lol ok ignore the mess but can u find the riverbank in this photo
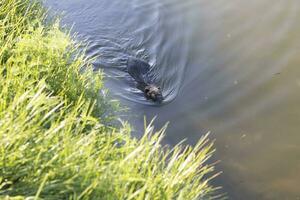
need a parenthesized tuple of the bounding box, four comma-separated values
(0, 0, 217, 199)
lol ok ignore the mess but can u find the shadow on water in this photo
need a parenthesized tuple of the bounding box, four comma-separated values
(45, 0, 300, 199)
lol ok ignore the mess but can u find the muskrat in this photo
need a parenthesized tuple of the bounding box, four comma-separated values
(127, 57, 163, 102)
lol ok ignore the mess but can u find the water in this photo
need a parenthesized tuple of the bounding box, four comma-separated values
(44, 0, 300, 199)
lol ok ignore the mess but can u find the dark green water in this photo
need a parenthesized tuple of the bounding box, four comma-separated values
(45, 0, 300, 199)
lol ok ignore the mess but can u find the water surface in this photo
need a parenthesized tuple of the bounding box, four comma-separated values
(45, 0, 300, 199)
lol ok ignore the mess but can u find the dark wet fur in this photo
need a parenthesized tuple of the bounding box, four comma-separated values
(127, 57, 163, 102)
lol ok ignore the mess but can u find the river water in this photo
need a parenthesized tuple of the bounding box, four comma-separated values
(44, 0, 300, 199)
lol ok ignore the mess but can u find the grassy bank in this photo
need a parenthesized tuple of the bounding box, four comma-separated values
(0, 0, 217, 199)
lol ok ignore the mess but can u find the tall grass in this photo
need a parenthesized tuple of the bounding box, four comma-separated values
(0, 0, 218, 199)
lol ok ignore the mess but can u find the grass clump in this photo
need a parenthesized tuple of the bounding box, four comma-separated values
(0, 0, 218, 199)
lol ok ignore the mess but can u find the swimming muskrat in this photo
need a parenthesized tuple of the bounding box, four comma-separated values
(127, 57, 163, 102)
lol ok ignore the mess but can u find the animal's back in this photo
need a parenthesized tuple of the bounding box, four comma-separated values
(127, 57, 151, 84)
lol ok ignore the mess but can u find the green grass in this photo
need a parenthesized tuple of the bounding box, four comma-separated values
(0, 0, 218, 199)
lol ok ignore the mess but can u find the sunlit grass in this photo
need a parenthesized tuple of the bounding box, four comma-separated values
(0, 0, 219, 199)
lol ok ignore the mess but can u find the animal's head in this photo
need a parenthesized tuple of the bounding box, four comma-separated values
(144, 85, 163, 102)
